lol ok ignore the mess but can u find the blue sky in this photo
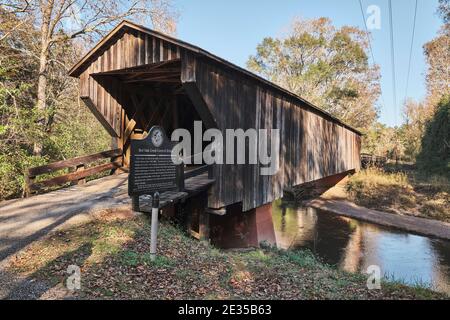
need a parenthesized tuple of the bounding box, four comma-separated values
(174, 0, 443, 127)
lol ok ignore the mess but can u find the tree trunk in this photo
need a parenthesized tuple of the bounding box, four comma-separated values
(33, 1, 54, 156)
(33, 51, 48, 156)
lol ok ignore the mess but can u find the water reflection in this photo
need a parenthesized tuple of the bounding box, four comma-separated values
(273, 201, 450, 294)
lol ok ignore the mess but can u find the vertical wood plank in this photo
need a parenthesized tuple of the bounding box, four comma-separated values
(138, 31, 145, 65)
(118, 35, 124, 69)
(153, 37, 157, 63)
(144, 34, 149, 64)
(154, 38, 160, 63)
(160, 39, 164, 61)
(131, 30, 137, 67)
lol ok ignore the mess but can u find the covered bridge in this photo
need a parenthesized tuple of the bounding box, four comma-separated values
(69, 20, 361, 247)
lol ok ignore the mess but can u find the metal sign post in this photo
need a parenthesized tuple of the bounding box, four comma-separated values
(131, 195, 140, 213)
(150, 192, 160, 261)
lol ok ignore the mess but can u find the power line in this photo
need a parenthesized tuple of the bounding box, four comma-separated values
(358, 0, 377, 67)
(388, 0, 398, 126)
(404, 0, 418, 104)
(358, 0, 388, 114)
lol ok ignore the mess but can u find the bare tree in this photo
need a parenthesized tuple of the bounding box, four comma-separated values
(1, 0, 178, 155)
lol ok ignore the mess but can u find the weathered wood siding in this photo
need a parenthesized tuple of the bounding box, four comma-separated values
(77, 27, 181, 137)
(188, 58, 361, 211)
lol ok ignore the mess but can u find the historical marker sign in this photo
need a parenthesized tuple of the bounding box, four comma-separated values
(128, 126, 183, 197)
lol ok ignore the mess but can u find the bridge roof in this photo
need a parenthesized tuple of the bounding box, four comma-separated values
(69, 20, 362, 135)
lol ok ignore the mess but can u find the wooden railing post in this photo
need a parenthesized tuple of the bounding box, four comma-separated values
(24, 171, 35, 198)
(110, 155, 121, 175)
(76, 164, 86, 185)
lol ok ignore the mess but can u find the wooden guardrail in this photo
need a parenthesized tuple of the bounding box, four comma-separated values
(24, 149, 123, 197)
(184, 165, 211, 180)
(361, 153, 387, 168)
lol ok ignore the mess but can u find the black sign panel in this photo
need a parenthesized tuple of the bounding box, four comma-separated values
(128, 126, 183, 196)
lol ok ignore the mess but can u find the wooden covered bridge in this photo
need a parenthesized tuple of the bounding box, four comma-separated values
(65, 20, 361, 247)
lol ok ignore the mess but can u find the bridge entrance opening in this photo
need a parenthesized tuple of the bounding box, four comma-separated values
(92, 59, 208, 170)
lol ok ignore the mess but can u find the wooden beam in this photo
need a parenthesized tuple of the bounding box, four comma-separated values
(29, 160, 122, 192)
(27, 149, 123, 177)
(91, 59, 181, 76)
(81, 97, 119, 137)
(123, 118, 137, 147)
(205, 208, 227, 216)
(75, 164, 86, 185)
(124, 76, 180, 84)
(174, 85, 184, 95)
(123, 70, 181, 79)
(122, 95, 165, 149)
(143, 97, 166, 132)
(184, 165, 211, 180)
(199, 211, 210, 241)
(129, 92, 148, 129)
(181, 82, 217, 130)
(123, 67, 180, 81)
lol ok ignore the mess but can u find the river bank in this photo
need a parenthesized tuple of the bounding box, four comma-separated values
(1, 209, 447, 300)
(304, 198, 450, 241)
(346, 168, 449, 223)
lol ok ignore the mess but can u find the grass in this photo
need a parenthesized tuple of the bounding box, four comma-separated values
(346, 167, 449, 223)
(5, 209, 448, 300)
(120, 250, 175, 267)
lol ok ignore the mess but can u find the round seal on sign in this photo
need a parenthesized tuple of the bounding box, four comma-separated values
(150, 127, 164, 147)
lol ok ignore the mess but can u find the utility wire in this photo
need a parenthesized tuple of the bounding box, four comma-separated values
(358, 0, 377, 68)
(358, 0, 388, 113)
(404, 0, 418, 104)
(388, 0, 398, 126)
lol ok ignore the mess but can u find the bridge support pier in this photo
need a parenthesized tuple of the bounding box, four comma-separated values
(209, 203, 276, 249)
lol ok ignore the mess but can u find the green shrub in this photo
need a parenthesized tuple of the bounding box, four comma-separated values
(417, 96, 450, 178)
(0, 148, 48, 200)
